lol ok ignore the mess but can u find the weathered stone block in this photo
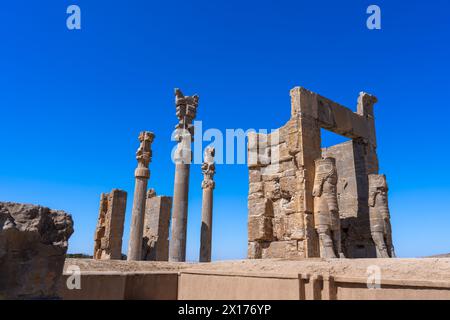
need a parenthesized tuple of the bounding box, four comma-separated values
(280, 176, 297, 196)
(264, 180, 281, 200)
(0, 202, 74, 299)
(248, 198, 273, 217)
(249, 169, 262, 183)
(261, 240, 302, 259)
(247, 241, 262, 259)
(249, 182, 264, 194)
(248, 216, 273, 241)
(142, 191, 172, 261)
(272, 216, 288, 240)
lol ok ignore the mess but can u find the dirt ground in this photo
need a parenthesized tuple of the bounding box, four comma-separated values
(65, 257, 450, 281)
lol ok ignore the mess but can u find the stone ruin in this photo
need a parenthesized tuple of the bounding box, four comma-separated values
(88, 86, 394, 263)
(142, 189, 173, 261)
(0, 202, 73, 299)
(368, 174, 395, 258)
(247, 87, 395, 259)
(93, 189, 127, 260)
(93, 89, 202, 263)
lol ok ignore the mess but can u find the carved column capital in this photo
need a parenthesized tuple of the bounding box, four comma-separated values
(174, 88, 199, 137)
(135, 131, 155, 178)
(201, 147, 216, 190)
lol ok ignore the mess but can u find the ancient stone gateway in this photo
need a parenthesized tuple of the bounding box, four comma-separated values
(93, 189, 127, 260)
(247, 86, 390, 259)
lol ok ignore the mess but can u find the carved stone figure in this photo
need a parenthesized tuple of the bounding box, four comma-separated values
(175, 88, 199, 137)
(201, 147, 216, 190)
(199, 147, 216, 262)
(312, 157, 343, 258)
(368, 174, 395, 258)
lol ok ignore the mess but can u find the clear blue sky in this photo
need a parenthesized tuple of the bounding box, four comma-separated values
(1, 0, 449, 260)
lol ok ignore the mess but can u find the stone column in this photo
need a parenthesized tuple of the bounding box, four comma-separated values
(127, 131, 155, 261)
(169, 88, 199, 262)
(199, 147, 216, 262)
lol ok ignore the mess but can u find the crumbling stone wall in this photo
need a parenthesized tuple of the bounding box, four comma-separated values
(247, 87, 382, 259)
(142, 189, 172, 261)
(94, 189, 127, 260)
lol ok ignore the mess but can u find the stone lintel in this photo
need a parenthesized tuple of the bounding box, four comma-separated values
(290, 86, 377, 147)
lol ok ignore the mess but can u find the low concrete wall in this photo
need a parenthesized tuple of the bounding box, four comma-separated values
(178, 271, 300, 300)
(60, 270, 450, 300)
(60, 272, 178, 300)
(61, 272, 126, 300)
(125, 272, 178, 300)
(332, 276, 450, 300)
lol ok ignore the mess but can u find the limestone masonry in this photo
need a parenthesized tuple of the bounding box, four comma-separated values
(142, 189, 173, 261)
(247, 87, 394, 259)
(94, 189, 127, 260)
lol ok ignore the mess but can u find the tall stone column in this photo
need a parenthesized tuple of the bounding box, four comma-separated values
(199, 147, 216, 262)
(127, 131, 155, 261)
(169, 88, 199, 262)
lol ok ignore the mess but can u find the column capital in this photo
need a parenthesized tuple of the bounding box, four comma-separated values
(175, 88, 199, 136)
(201, 147, 216, 190)
(135, 131, 154, 178)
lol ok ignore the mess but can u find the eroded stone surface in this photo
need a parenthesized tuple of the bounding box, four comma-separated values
(368, 174, 395, 258)
(0, 202, 74, 299)
(142, 189, 172, 261)
(247, 87, 391, 259)
(313, 157, 342, 258)
(94, 189, 127, 260)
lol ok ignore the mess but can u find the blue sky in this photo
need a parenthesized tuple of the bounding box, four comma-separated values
(0, 0, 449, 260)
